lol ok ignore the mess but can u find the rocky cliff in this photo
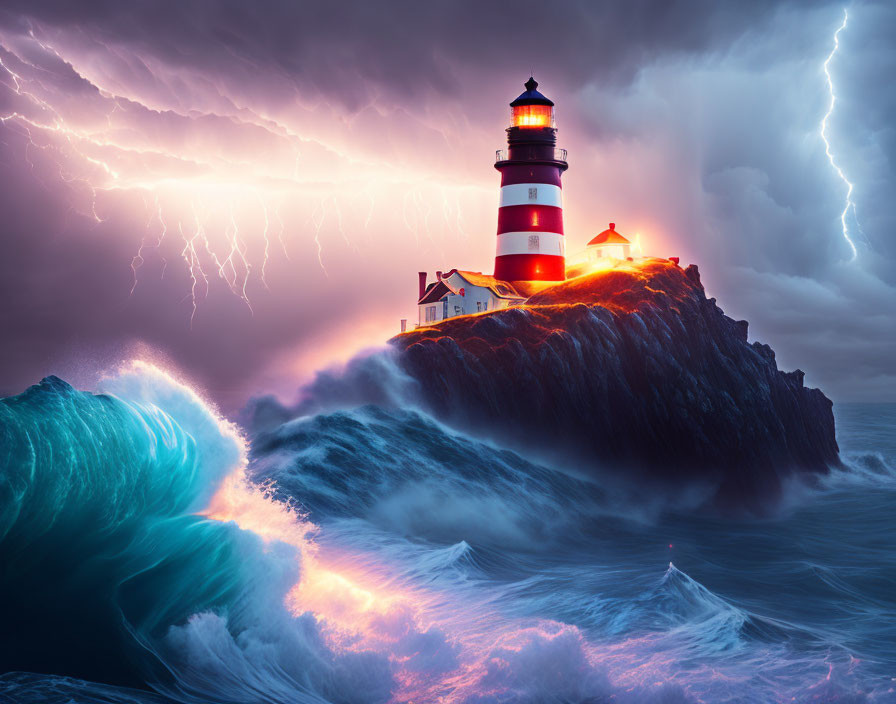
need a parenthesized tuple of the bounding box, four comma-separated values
(391, 259, 840, 512)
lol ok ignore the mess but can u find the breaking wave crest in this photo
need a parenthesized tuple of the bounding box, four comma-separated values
(0, 366, 247, 689)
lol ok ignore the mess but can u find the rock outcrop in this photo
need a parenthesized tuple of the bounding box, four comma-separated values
(391, 259, 840, 512)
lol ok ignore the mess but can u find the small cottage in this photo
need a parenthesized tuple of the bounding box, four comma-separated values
(586, 223, 631, 261)
(417, 269, 526, 326)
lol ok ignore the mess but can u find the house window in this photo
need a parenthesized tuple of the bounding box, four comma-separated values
(442, 300, 448, 319)
(528, 234, 540, 251)
(483, 301, 488, 311)
(454, 305, 462, 316)
(476, 301, 482, 312)
(425, 306, 437, 322)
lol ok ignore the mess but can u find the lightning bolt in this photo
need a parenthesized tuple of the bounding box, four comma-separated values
(1, 27, 492, 326)
(259, 195, 271, 291)
(311, 198, 328, 276)
(129, 197, 163, 296)
(820, 8, 859, 262)
(331, 194, 352, 251)
(156, 198, 169, 279)
(178, 218, 210, 329)
(0, 49, 112, 223)
(233, 208, 254, 315)
(214, 203, 254, 314)
(274, 203, 289, 260)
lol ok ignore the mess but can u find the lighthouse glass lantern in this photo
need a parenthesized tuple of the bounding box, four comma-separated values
(511, 103, 554, 128)
(493, 77, 568, 282)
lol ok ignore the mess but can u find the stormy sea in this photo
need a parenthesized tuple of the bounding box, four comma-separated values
(1, 360, 894, 703)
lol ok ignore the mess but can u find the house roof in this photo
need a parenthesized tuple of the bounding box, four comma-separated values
(444, 270, 527, 300)
(510, 77, 554, 107)
(418, 270, 530, 305)
(418, 280, 450, 305)
(588, 222, 631, 246)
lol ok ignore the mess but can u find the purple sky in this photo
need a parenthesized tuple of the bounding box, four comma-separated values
(0, 0, 894, 411)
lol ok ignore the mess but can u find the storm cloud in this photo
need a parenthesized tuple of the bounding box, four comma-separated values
(0, 0, 893, 409)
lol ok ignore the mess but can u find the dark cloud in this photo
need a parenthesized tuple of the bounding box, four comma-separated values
(1, 0, 820, 110)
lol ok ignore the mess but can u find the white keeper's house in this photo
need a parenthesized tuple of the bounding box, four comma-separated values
(416, 270, 527, 326)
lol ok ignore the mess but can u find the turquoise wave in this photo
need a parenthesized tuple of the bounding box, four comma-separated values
(0, 369, 250, 687)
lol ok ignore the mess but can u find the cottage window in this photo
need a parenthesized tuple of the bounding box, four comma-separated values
(425, 306, 437, 322)
(476, 301, 482, 312)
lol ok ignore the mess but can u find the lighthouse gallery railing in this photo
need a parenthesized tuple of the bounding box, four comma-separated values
(495, 147, 567, 164)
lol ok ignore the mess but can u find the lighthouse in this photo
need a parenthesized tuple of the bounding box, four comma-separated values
(494, 77, 568, 282)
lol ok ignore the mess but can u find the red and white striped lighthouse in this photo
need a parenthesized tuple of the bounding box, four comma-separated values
(493, 77, 568, 282)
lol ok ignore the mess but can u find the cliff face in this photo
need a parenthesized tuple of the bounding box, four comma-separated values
(391, 259, 839, 512)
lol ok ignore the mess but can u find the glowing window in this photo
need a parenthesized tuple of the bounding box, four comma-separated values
(511, 104, 553, 128)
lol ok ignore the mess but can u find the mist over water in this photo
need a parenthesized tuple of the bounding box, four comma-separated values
(1, 362, 894, 702)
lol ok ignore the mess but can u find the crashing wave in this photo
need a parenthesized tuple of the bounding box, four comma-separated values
(0, 364, 384, 702)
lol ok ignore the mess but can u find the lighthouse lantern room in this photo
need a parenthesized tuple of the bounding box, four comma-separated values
(494, 77, 568, 282)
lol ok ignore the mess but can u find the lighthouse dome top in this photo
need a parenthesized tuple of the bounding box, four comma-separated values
(510, 77, 554, 107)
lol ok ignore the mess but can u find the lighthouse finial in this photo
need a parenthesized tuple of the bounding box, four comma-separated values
(525, 76, 538, 92)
